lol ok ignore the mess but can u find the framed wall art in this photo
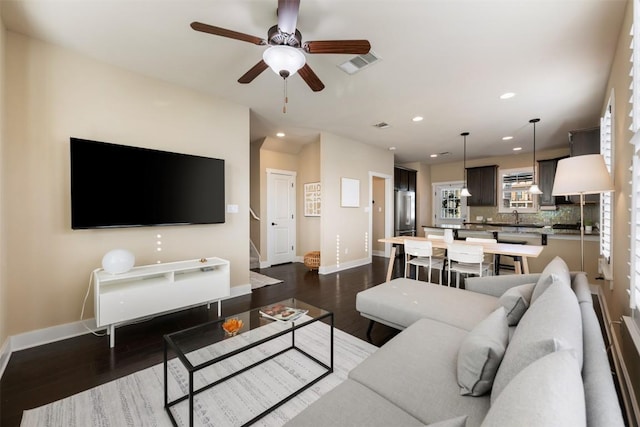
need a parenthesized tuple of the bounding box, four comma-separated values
(341, 177, 360, 208)
(304, 182, 321, 216)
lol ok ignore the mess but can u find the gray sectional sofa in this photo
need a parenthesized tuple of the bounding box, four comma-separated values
(286, 257, 624, 427)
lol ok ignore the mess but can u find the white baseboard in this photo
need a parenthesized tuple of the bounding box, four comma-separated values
(0, 284, 254, 380)
(319, 256, 371, 275)
(11, 319, 100, 352)
(259, 261, 271, 269)
(371, 250, 385, 257)
(0, 337, 11, 379)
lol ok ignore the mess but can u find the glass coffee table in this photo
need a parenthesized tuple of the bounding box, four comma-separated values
(163, 298, 334, 427)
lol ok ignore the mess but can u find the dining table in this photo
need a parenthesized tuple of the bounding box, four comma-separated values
(379, 236, 544, 283)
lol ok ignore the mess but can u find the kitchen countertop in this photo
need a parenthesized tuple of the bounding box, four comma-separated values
(422, 223, 598, 237)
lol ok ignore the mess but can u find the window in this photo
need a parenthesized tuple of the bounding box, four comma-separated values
(600, 93, 614, 261)
(432, 182, 468, 227)
(498, 168, 538, 213)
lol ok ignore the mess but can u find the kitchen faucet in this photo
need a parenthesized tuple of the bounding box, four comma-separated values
(512, 209, 519, 224)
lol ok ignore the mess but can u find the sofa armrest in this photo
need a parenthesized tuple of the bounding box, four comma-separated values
(465, 273, 542, 298)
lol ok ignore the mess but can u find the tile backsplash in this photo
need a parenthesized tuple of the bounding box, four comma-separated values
(470, 204, 599, 227)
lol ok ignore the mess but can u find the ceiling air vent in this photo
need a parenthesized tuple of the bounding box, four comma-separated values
(373, 122, 390, 129)
(338, 51, 381, 75)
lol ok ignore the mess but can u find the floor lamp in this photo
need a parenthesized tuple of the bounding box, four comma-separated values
(552, 154, 614, 272)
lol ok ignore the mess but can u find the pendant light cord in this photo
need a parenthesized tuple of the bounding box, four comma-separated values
(283, 78, 288, 114)
(530, 118, 540, 183)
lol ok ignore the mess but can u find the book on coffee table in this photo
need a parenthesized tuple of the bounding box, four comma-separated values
(259, 304, 308, 322)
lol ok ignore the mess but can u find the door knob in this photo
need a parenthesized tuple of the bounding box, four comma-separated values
(272, 222, 277, 226)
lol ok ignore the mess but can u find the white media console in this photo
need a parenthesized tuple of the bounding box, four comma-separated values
(93, 257, 230, 348)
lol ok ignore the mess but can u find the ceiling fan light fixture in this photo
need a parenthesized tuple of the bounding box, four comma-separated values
(263, 46, 306, 78)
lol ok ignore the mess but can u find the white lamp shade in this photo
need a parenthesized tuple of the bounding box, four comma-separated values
(460, 187, 472, 197)
(263, 46, 306, 77)
(102, 249, 135, 274)
(552, 154, 614, 195)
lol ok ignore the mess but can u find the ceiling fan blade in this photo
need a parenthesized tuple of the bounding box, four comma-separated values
(238, 60, 269, 84)
(277, 0, 300, 35)
(191, 22, 266, 46)
(298, 64, 325, 92)
(304, 40, 371, 55)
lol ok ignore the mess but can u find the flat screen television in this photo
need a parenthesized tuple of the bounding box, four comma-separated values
(70, 138, 225, 229)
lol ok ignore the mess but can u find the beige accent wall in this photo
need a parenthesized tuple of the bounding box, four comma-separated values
(603, 0, 634, 325)
(320, 132, 394, 269)
(249, 139, 263, 254)
(0, 9, 7, 346)
(372, 176, 385, 253)
(297, 140, 321, 255)
(4, 32, 250, 336)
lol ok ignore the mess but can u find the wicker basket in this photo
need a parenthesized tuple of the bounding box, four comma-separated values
(303, 251, 321, 271)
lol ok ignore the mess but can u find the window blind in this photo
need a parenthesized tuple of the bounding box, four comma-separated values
(630, 0, 640, 310)
(601, 100, 614, 260)
(632, 155, 640, 309)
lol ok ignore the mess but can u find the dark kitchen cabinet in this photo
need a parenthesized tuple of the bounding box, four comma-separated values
(569, 128, 600, 203)
(466, 165, 497, 206)
(569, 128, 600, 157)
(394, 167, 417, 192)
(538, 158, 568, 206)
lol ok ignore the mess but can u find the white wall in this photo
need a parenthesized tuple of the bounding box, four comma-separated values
(4, 32, 250, 336)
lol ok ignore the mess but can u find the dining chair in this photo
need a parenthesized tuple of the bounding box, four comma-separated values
(404, 239, 445, 283)
(465, 237, 497, 274)
(427, 234, 447, 283)
(447, 243, 493, 288)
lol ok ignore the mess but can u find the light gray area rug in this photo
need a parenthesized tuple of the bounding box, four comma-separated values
(250, 271, 284, 289)
(21, 320, 377, 427)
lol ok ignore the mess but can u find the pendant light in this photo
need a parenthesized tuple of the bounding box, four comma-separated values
(460, 132, 471, 197)
(529, 118, 543, 195)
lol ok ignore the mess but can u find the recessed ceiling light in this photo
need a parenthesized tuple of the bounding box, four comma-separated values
(412, 116, 424, 122)
(513, 147, 522, 151)
(500, 92, 516, 100)
(276, 132, 285, 137)
(502, 136, 514, 141)
(430, 154, 438, 158)
(388, 146, 396, 151)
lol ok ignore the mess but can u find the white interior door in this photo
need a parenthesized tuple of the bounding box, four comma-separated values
(267, 169, 297, 265)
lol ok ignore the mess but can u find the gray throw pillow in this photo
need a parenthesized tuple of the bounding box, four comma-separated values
(481, 351, 586, 427)
(531, 256, 570, 303)
(457, 307, 509, 396)
(498, 283, 535, 326)
(428, 415, 468, 427)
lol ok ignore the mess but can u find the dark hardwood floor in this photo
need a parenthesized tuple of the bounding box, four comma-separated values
(0, 256, 401, 427)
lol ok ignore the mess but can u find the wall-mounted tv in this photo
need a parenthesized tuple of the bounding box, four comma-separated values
(70, 138, 225, 229)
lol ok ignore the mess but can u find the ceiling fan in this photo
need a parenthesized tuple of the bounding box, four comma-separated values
(190, 0, 371, 93)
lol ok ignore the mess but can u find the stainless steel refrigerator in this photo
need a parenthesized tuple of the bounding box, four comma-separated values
(394, 190, 416, 237)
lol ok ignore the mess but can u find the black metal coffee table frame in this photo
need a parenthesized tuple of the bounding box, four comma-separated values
(163, 300, 334, 427)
